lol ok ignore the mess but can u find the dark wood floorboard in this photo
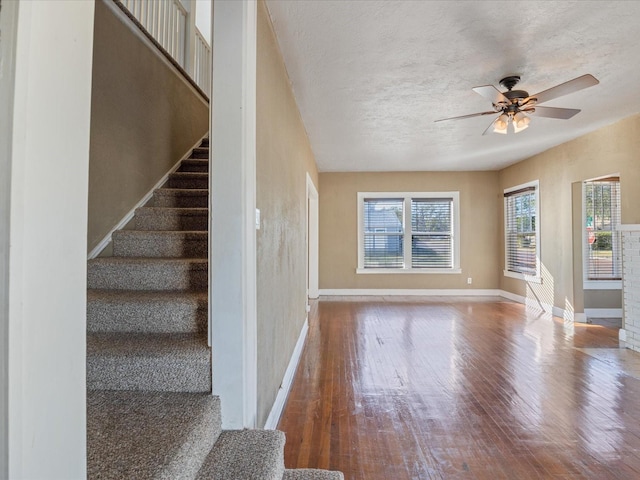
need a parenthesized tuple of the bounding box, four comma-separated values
(277, 297, 640, 480)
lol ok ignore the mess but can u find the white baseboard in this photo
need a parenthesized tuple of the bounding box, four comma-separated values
(317, 288, 579, 320)
(263, 317, 309, 430)
(619, 328, 627, 342)
(574, 312, 587, 323)
(87, 134, 208, 259)
(319, 288, 502, 297)
(584, 308, 623, 319)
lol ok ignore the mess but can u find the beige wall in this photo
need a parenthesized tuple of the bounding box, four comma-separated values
(88, 0, 209, 252)
(319, 171, 500, 290)
(499, 113, 640, 314)
(256, 0, 319, 427)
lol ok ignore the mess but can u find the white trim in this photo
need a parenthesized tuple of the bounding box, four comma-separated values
(582, 176, 622, 286)
(319, 289, 501, 297)
(210, 0, 258, 429)
(357, 191, 461, 272)
(103, 0, 208, 104)
(306, 174, 319, 299)
(0, 0, 18, 473)
(317, 288, 577, 320)
(502, 270, 542, 284)
(619, 328, 627, 342)
(503, 179, 540, 279)
(584, 280, 622, 290)
(584, 308, 623, 319)
(618, 224, 640, 231)
(356, 268, 462, 274)
(263, 318, 309, 430)
(87, 134, 208, 259)
(574, 312, 587, 323)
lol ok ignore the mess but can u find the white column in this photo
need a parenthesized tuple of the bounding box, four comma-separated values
(7, 1, 95, 477)
(210, 0, 258, 428)
(620, 225, 640, 350)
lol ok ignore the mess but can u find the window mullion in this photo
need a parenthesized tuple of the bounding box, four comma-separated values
(403, 197, 412, 269)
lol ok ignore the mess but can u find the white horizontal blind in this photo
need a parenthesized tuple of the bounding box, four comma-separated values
(411, 198, 453, 268)
(585, 179, 621, 280)
(505, 187, 537, 275)
(363, 199, 404, 268)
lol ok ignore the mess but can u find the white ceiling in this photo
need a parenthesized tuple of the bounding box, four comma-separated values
(265, 1, 640, 172)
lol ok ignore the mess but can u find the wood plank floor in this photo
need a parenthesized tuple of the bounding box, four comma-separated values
(277, 296, 640, 479)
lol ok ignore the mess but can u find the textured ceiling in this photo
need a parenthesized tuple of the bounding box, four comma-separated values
(265, 1, 640, 172)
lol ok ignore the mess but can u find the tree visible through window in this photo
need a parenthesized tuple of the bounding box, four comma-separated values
(584, 178, 621, 280)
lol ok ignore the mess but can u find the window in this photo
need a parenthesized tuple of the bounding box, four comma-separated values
(357, 192, 460, 273)
(504, 181, 540, 281)
(584, 177, 621, 287)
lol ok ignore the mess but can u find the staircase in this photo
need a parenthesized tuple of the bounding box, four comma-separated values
(86, 138, 342, 479)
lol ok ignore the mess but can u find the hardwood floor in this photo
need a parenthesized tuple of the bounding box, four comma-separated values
(277, 296, 640, 479)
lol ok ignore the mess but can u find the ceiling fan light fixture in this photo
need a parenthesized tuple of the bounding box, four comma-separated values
(513, 111, 530, 129)
(493, 113, 509, 134)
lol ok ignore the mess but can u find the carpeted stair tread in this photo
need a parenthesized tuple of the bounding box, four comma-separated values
(87, 290, 207, 333)
(178, 159, 209, 173)
(112, 230, 208, 258)
(87, 257, 207, 291)
(87, 391, 220, 480)
(167, 172, 209, 189)
(282, 470, 345, 480)
(152, 188, 208, 208)
(135, 207, 208, 231)
(87, 332, 211, 392)
(191, 147, 209, 158)
(196, 429, 285, 480)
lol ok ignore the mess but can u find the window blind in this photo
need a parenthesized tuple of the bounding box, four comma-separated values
(411, 198, 453, 268)
(585, 179, 621, 280)
(363, 198, 404, 268)
(504, 188, 537, 275)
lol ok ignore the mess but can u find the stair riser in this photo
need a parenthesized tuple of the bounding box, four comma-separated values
(167, 176, 209, 189)
(152, 192, 208, 208)
(177, 161, 209, 173)
(87, 262, 207, 291)
(113, 234, 208, 258)
(87, 299, 207, 334)
(135, 213, 208, 231)
(87, 356, 211, 392)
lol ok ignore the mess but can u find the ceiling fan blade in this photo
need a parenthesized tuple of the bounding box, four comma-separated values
(434, 111, 498, 122)
(525, 106, 581, 119)
(530, 74, 599, 105)
(472, 85, 510, 105)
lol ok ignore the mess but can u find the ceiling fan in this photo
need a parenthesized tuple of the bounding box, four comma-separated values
(435, 74, 599, 135)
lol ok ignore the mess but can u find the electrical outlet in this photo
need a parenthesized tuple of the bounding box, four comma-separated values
(467, 277, 472, 285)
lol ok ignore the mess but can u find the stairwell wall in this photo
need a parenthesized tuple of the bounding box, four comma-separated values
(256, 0, 319, 427)
(88, 0, 209, 253)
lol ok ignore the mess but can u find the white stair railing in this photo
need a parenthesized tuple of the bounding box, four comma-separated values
(194, 27, 212, 94)
(118, 0, 211, 95)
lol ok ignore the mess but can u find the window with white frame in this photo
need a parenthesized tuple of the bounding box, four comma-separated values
(584, 177, 621, 285)
(504, 181, 540, 280)
(357, 192, 460, 273)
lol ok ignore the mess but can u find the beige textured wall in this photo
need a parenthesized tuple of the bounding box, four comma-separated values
(88, 0, 209, 252)
(499, 113, 640, 313)
(256, 0, 319, 427)
(319, 171, 500, 290)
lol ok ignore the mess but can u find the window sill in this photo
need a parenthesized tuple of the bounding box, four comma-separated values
(357, 268, 462, 274)
(503, 270, 542, 284)
(584, 280, 622, 290)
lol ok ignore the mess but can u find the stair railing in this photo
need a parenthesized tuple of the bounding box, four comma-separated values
(117, 0, 211, 96)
